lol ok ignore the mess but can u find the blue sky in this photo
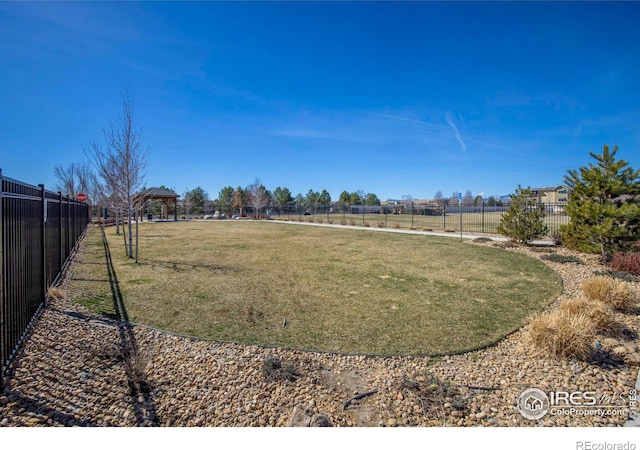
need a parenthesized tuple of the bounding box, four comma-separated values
(1, 1, 639, 202)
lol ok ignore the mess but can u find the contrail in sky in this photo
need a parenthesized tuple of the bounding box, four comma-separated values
(366, 111, 444, 128)
(445, 112, 466, 153)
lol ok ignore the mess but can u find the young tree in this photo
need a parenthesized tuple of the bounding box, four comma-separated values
(294, 193, 305, 213)
(233, 186, 246, 216)
(181, 188, 192, 215)
(54, 161, 99, 202)
(86, 90, 149, 257)
(450, 190, 460, 205)
(561, 145, 640, 259)
(247, 178, 270, 218)
(462, 189, 474, 206)
(497, 185, 547, 244)
(434, 190, 448, 207)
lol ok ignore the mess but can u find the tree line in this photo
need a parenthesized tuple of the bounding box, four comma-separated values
(189, 184, 383, 217)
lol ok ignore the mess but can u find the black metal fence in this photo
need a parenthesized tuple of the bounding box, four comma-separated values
(1, 169, 90, 387)
(270, 202, 570, 236)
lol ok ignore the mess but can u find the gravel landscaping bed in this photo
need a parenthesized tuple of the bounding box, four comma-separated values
(1, 238, 638, 427)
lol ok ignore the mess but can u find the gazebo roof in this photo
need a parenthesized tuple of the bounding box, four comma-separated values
(134, 187, 179, 200)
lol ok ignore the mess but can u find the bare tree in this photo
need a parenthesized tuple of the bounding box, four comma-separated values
(54, 161, 97, 199)
(247, 178, 270, 219)
(86, 90, 149, 258)
(54, 163, 77, 198)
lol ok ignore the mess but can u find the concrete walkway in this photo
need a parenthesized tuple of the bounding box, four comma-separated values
(263, 218, 555, 246)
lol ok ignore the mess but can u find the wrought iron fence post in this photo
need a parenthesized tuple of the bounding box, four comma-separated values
(443, 203, 446, 229)
(411, 201, 414, 227)
(482, 201, 485, 234)
(58, 192, 63, 274)
(39, 184, 46, 298)
(66, 195, 71, 259)
(0, 168, 2, 389)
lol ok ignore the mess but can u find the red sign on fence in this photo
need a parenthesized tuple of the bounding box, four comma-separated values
(77, 193, 87, 202)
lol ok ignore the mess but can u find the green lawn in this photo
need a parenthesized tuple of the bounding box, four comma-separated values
(67, 220, 562, 355)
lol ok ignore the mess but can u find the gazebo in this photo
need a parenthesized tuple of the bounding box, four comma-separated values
(133, 187, 180, 221)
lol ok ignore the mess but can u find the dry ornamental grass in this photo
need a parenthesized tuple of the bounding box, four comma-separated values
(558, 298, 621, 337)
(581, 276, 637, 312)
(528, 309, 596, 360)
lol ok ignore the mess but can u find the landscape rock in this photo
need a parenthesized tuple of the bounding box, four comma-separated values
(310, 413, 332, 427)
(288, 405, 312, 427)
(0, 237, 638, 427)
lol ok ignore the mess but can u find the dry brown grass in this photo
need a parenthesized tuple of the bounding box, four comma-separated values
(47, 286, 65, 300)
(559, 298, 622, 336)
(581, 276, 637, 311)
(529, 309, 595, 360)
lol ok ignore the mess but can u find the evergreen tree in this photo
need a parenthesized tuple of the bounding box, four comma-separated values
(561, 145, 640, 259)
(364, 192, 381, 206)
(497, 185, 547, 244)
(217, 186, 234, 215)
(318, 189, 332, 206)
(189, 186, 208, 214)
(273, 186, 294, 212)
(233, 186, 246, 216)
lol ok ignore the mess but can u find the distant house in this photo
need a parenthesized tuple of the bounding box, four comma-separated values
(530, 186, 569, 204)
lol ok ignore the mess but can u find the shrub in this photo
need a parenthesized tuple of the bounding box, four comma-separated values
(530, 247, 555, 253)
(262, 356, 299, 382)
(316, 218, 323, 224)
(340, 219, 347, 226)
(392, 223, 401, 229)
(611, 251, 640, 276)
(497, 185, 547, 244)
(594, 270, 639, 283)
(398, 374, 466, 416)
(444, 228, 456, 233)
(422, 228, 433, 232)
(540, 254, 583, 264)
(363, 221, 370, 227)
(409, 226, 417, 231)
(377, 221, 385, 228)
(529, 309, 595, 360)
(581, 277, 637, 311)
(349, 220, 356, 226)
(327, 219, 333, 225)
